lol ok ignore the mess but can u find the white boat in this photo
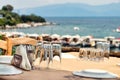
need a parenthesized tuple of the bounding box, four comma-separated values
(73, 27, 80, 31)
(115, 27, 120, 32)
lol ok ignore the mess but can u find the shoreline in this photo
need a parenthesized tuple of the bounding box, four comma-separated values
(0, 22, 57, 30)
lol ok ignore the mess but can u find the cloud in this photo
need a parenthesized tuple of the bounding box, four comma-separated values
(0, 0, 120, 9)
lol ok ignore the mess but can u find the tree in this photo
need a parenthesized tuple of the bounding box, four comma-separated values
(2, 4, 13, 12)
(0, 5, 20, 27)
(0, 10, 6, 17)
(21, 14, 46, 23)
(9, 12, 21, 23)
(0, 4, 46, 29)
(0, 18, 6, 29)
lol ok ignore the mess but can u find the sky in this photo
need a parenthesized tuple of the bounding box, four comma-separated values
(0, 0, 120, 9)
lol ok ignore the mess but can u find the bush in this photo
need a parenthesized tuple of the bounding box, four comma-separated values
(21, 14, 46, 23)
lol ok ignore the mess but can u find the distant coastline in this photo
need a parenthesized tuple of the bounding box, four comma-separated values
(0, 5, 46, 29)
(0, 22, 57, 29)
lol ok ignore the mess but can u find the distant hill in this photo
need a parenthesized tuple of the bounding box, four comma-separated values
(14, 3, 120, 17)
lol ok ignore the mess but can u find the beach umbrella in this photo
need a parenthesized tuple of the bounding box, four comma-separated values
(11, 32, 25, 37)
(61, 35, 72, 39)
(41, 34, 50, 37)
(72, 35, 80, 39)
(85, 35, 93, 39)
(104, 36, 115, 40)
(26, 33, 39, 37)
(4, 32, 11, 37)
(51, 34, 60, 39)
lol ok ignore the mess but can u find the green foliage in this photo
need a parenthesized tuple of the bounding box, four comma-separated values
(10, 12, 21, 23)
(0, 34, 3, 40)
(0, 18, 5, 25)
(12, 46, 16, 55)
(0, 4, 46, 29)
(21, 14, 46, 23)
(0, 34, 6, 40)
(0, 18, 6, 28)
(2, 4, 13, 12)
(0, 10, 6, 17)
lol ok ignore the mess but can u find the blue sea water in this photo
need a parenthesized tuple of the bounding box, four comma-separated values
(1, 17, 120, 38)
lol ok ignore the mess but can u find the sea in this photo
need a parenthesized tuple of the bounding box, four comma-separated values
(1, 17, 120, 38)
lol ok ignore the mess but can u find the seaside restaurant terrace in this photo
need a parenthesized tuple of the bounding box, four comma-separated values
(0, 33, 120, 80)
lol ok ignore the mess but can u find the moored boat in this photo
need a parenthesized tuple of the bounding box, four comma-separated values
(114, 27, 120, 32)
(73, 27, 80, 31)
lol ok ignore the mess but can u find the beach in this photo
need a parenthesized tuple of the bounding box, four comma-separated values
(34, 52, 120, 76)
(0, 52, 120, 80)
(0, 17, 120, 80)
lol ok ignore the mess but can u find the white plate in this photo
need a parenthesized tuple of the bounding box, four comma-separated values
(0, 56, 13, 64)
(0, 64, 22, 75)
(73, 69, 119, 78)
(83, 69, 107, 74)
